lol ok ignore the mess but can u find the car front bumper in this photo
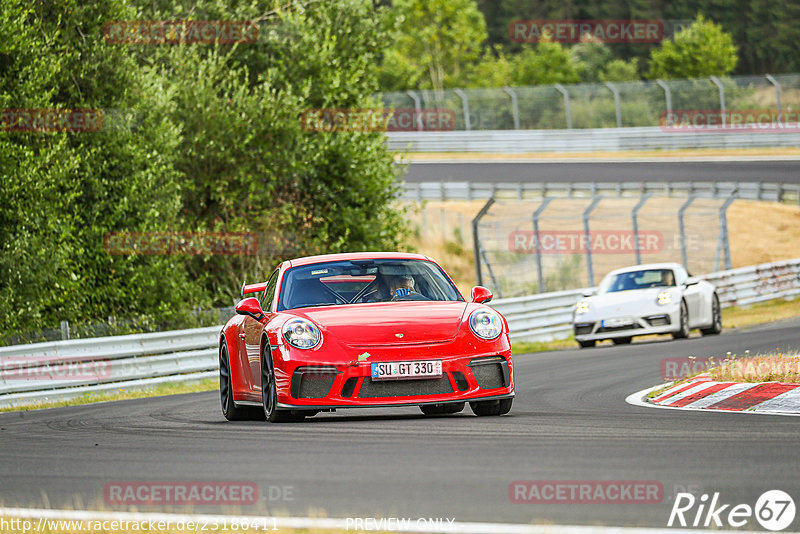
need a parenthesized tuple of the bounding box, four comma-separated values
(573, 305, 681, 342)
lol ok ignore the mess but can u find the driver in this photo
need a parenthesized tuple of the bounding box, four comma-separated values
(389, 275, 426, 300)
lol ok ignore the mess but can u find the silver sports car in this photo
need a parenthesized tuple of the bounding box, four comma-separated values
(572, 262, 721, 348)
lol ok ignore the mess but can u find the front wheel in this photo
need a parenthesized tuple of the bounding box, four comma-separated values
(220, 343, 260, 421)
(701, 294, 722, 336)
(612, 337, 632, 345)
(470, 397, 513, 416)
(262, 341, 301, 423)
(672, 300, 690, 339)
(578, 339, 596, 348)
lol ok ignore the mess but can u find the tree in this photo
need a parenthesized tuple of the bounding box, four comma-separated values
(647, 14, 737, 79)
(379, 0, 488, 91)
(511, 37, 580, 86)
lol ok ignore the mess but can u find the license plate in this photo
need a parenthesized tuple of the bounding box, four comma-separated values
(371, 360, 443, 380)
(602, 317, 634, 328)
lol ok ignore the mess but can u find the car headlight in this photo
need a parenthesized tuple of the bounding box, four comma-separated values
(282, 318, 322, 349)
(575, 301, 590, 315)
(657, 291, 672, 306)
(469, 309, 503, 340)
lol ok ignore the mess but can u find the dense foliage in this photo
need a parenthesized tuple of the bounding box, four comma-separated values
(0, 0, 406, 341)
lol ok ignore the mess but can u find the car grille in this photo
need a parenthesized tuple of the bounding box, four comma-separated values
(597, 324, 644, 334)
(468, 356, 510, 390)
(574, 323, 594, 336)
(358, 376, 453, 398)
(291, 367, 339, 399)
(646, 315, 671, 327)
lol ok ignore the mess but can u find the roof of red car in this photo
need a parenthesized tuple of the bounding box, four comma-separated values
(286, 251, 431, 268)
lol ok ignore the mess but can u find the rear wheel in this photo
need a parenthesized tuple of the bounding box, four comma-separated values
(262, 341, 302, 423)
(612, 337, 632, 345)
(672, 300, 690, 339)
(220, 343, 260, 421)
(578, 339, 596, 348)
(420, 402, 465, 416)
(701, 294, 722, 336)
(470, 397, 513, 416)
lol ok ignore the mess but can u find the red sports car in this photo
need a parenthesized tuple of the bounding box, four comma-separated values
(219, 252, 514, 422)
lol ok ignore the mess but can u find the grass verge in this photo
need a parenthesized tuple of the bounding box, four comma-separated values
(0, 378, 217, 413)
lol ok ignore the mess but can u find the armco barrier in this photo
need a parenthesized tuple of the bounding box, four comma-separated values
(386, 127, 800, 153)
(0, 258, 798, 407)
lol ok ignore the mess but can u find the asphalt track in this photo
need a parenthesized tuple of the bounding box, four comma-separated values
(2, 319, 800, 530)
(401, 160, 800, 184)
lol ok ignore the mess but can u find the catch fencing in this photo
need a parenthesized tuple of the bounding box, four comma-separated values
(0, 258, 798, 407)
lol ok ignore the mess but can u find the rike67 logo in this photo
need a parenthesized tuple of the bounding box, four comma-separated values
(669, 490, 795, 531)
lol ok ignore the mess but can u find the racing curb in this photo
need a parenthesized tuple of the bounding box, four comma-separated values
(628, 373, 800, 416)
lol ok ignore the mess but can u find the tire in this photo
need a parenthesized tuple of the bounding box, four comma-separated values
(672, 300, 690, 339)
(220, 343, 261, 421)
(612, 337, 632, 345)
(261, 340, 302, 423)
(420, 402, 465, 416)
(701, 294, 723, 336)
(578, 339, 596, 348)
(469, 397, 513, 416)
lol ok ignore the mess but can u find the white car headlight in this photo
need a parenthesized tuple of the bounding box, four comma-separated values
(657, 291, 672, 306)
(575, 301, 590, 315)
(469, 309, 503, 340)
(282, 318, 322, 349)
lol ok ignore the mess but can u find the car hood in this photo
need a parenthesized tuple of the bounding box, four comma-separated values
(291, 301, 468, 345)
(587, 288, 677, 314)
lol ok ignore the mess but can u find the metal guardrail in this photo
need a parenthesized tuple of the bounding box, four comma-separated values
(489, 258, 800, 342)
(1, 258, 798, 407)
(402, 181, 800, 204)
(387, 127, 800, 153)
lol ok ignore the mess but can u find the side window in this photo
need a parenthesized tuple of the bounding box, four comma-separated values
(261, 269, 279, 312)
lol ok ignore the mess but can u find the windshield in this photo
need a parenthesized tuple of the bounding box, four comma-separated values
(277, 258, 463, 311)
(598, 268, 675, 294)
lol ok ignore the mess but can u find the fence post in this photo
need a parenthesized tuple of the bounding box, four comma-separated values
(678, 196, 696, 269)
(765, 74, 782, 123)
(583, 196, 602, 286)
(532, 198, 554, 293)
(656, 79, 672, 122)
(406, 90, 423, 132)
(715, 194, 736, 271)
(632, 193, 652, 265)
(710, 76, 726, 127)
(454, 89, 471, 131)
(472, 197, 495, 286)
(554, 84, 572, 129)
(604, 81, 622, 128)
(60, 320, 70, 341)
(503, 87, 520, 130)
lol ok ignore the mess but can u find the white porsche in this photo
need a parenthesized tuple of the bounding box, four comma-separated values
(572, 263, 721, 348)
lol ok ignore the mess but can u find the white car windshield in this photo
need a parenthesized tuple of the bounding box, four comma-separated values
(599, 269, 676, 294)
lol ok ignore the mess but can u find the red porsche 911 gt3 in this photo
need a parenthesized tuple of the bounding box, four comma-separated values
(219, 252, 514, 422)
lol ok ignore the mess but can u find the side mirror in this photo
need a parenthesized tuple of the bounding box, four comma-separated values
(236, 297, 265, 321)
(471, 286, 493, 304)
(684, 276, 701, 287)
(582, 289, 597, 297)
